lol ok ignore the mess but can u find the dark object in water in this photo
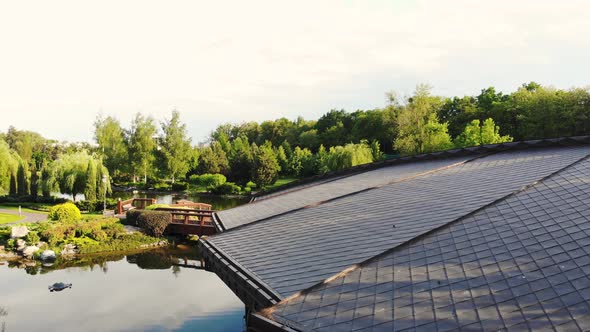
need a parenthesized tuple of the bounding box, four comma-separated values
(48, 282, 72, 292)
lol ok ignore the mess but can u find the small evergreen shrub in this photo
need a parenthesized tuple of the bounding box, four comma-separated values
(48, 203, 82, 222)
(136, 211, 171, 237)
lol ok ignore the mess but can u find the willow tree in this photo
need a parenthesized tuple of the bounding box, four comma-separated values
(0, 139, 19, 195)
(44, 151, 110, 201)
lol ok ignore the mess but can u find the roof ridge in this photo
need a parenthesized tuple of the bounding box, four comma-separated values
(268, 151, 590, 312)
(252, 135, 590, 200)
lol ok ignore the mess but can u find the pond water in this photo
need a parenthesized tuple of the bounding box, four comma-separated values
(0, 245, 245, 332)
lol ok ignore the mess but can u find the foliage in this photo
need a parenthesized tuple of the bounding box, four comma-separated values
(136, 211, 171, 237)
(251, 144, 279, 188)
(25, 231, 40, 244)
(94, 115, 128, 177)
(326, 142, 374, 171)
(127, 113, 157, 183)
(74, 233, 162, 254)
(210, 182, 242, 195)
(394, 85, 452, 155)
(125, 209, 143, 225)
(160, 110, 192, 183)
(74, 198, 118, 213)
(42, 151, 110, 201)
(48, 202, 81, 222)
(170, 182, 188, 191)
(455, 118, 513, 148)
(191, 173, 227, 190)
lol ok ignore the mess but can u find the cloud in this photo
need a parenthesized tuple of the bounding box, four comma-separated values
(0, 0, 588, 142)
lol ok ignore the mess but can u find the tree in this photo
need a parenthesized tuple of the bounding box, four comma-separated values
(45, 152, 90, 201)
(456, 118, 513, 147)
(228, 137, 253, 185)
(0, 139, 18, 195)
(94, 115, 128, 177)
(16, 160, 28, 196)
(197, 142, 229, 175)
(289, 147, 315, 177)
(84, 159, 98, 201)
(127, 113, 157, 183)
(160, 110, 192, 183)
(44, 152, 110, 201)
(394, 85, 453, 155)
(326, 142, 373, 171)
(275, 145, 289, 176)
(252, 144, 279, 188)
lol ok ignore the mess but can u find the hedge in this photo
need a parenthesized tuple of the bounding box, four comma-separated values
(136, 211, 171, 237)
(125, 209, 144, 225)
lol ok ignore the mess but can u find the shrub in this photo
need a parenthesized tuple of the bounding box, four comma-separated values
(171, 182, 188, 191)
(210, 182, 242, 195)
(125, 209, 143, 225)
(48, 203, 81, 222)
(136, 211, 171, 237)
(193, 173, 227, 190)
(25, 231, 40, 244)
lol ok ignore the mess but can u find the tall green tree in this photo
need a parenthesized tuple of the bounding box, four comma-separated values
(16, 160, 29, 196)
(160, 110, 192, 183)
(251, 144, 280, 188)
(228, 136, 253, 185)
(94, 115, 128, 177)
(84, 159, 98, 201)
(127, 113, 157, 183)
(394, 85, 453, 155)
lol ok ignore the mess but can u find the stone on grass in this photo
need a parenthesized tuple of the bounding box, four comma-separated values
(22, 246, 39, 257)
(11, 226, 29, 239)
(39, 250, 56, 261)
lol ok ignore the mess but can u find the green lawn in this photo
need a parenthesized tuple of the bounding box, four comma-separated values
(265, 178, 297, 190)
(0, 212, 24, 224)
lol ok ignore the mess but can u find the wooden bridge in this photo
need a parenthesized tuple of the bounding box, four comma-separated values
(116, 198, 216, 236)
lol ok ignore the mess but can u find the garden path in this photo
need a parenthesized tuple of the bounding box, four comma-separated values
(0, 209, 47, 224)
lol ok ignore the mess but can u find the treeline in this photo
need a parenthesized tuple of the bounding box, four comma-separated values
(2, 82, 589, 196)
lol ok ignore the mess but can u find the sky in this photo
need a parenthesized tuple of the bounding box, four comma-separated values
(0, 0, 589, 144)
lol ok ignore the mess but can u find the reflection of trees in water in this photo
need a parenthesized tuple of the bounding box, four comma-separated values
(7, 253, 126, 275)
(127, 252, 174, 270)
(6, 244, 201, 277)
(1, 306, 7, 332)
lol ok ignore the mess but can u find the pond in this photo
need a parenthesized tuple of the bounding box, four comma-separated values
(0, 245, 245, 332)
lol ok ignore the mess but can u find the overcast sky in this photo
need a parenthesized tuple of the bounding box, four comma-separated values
(1, 0, 589, 144)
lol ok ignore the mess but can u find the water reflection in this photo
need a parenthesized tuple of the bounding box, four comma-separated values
(0, 246, 245, 332)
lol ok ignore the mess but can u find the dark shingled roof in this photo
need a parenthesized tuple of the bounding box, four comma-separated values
(269, 153, 590, 332)
(200, 137, 590, 332)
